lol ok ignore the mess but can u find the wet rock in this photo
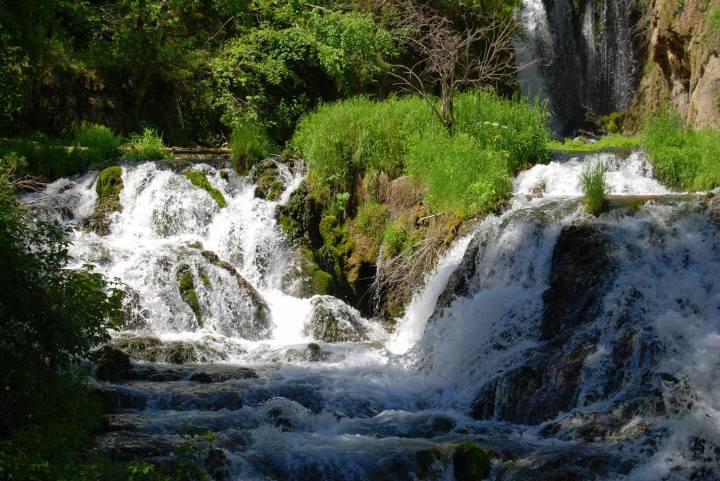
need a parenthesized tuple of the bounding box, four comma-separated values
(164, 383, 245, 411)
(91, 346, 131, 382)
(262, 398, 310, 431)
(305, 296, 369, 342)
(94, 432, 187, 462)
(112, 336, 227, 364)
(540, 225, 616, 340)
(190, 372, 215, 384)
(205, 448, 231, 481)
(285, 343, 330, 362)
(251, 158, 286, 201)
(453, 443, 491, 481)
(176, 263, 202, 326)
(115, 287, 150, 331)
(92, 384, 147, 412)
(201, 250, 271, 339)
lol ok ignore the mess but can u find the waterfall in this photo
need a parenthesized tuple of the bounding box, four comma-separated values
(516, 0, 641, 134)
(26, 154, 720, 480)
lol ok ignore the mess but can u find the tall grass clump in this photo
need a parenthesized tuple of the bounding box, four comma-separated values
(73, 122, 123, 162)
(229, 120, 271, 173)
(123, 128, 170, 160)
(580, 161, 607, 215)
(407, 131, 512, 214)
(548, 134, 643, 153)
(643, 110, 720, 191)
(454, 90, 551, 172)
(292, 95, 433, 203)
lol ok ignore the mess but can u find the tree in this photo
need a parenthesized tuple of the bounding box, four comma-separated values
(389, 1, 519, 133)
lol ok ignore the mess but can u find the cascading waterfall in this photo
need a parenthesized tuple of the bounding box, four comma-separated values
(26, 153, 720, 480)
(516, 0, 641, 134)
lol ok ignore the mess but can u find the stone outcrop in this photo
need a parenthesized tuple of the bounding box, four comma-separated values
(626, 0, 720, 130)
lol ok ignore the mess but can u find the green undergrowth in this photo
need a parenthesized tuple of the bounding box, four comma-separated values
(548, 134, 643, 152)
(229, 121, 271, 174)
(643, 110, 720, 191)
(183, 171, 227, 208)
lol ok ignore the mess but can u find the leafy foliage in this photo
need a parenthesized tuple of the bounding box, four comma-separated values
(0, 164, 122, 437)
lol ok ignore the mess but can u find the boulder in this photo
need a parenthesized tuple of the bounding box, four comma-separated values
(305, 296, 369, 342)
(251, 158, 285, 201)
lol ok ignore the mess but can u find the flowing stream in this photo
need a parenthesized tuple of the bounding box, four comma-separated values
(26, 152, 720, 480)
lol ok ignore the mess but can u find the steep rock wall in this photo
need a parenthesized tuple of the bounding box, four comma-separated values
(626, 0, 720, 130)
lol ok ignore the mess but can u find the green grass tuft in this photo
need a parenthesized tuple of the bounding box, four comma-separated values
(183, 171, 227, 208)
(580, 161, 607, 215)
(123, 128, 170, 160)
(229, 120, 271, 174)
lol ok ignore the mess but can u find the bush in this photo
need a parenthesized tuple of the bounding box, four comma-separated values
(123, 128, 170, 160)
(229, 121, 271, 173)
(643, 110, 720, 191)
(74, 122, 123, 162)
(407, 132, 512, 215)
(580, 161, 607, 215)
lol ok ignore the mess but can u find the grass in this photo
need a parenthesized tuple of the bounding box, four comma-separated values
(580, 161, 607, 215)
(183, 171, 227, 208)
(229, 120, 271, 174)
(292, 90, 550, 215)
(548, 134, 643, 152)
(74, 122, 123, 161)
(123, 128, 170, 160)
(643, 110, 720, 191)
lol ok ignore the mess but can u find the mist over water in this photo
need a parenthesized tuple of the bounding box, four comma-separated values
(27, 152, 720, 480)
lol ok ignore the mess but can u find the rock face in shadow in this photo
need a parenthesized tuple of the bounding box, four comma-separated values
(471, 224, 617, 425)
(540, 225, 615, 340)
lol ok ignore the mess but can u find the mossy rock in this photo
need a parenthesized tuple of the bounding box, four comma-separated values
(88, 166, 124, 235)
(312, 270, 335, 295)
(306, 296, 368, 342)
(91, 346, 131, 382)
(183, 171, 227, 208)
(453, 443, 491, 481)
(176, 264, 202, 326)
(111, 336, 226, 364)
(251, 158, 285, 201)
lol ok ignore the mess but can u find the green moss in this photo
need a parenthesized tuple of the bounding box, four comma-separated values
(312, 270, 335, 295)
(601, 111, 625, 134)
(383, 223, 410, 258)
(198, 267, 211, 287)
(176, 264, 202, 326)
(453, 443, 491, 481)
(88, 166, 124, 236)
(183, 171, 227, 208)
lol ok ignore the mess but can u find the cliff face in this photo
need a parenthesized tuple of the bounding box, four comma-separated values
(625, 0, 720, 130)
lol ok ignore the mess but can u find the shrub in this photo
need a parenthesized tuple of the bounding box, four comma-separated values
(74, 122, 123, 162)
(123, 128, 170, 160)
(407, 132, 512, 215)
(229, 120, 271, 173)
(643, 110, 720, 191)
(580, 161, 607, 215)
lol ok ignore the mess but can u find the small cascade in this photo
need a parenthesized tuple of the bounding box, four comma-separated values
(27, 151, 720, 480)
(516, 0, 641, 134)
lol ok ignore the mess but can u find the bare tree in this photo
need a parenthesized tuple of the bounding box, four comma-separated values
(390, 2, 520, 133)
